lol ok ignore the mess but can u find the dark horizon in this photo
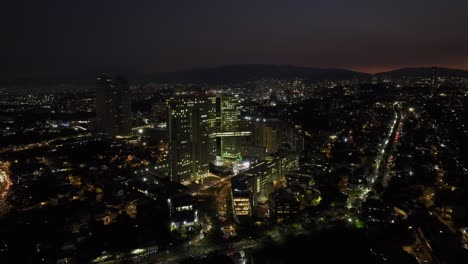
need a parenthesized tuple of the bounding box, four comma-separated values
(2, 64, 468, 85)
(2, 0, 468, 80)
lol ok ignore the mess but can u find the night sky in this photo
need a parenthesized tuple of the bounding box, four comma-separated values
(2, 0, 468, 80)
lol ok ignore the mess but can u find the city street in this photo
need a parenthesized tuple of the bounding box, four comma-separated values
(346, 107, 403, 210)
(0, 133, 92, 154)
(0, 162, 12, 216)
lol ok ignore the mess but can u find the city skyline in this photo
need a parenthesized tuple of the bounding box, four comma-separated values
(1, 66, 467, 263)
(1, 1, 468, 263)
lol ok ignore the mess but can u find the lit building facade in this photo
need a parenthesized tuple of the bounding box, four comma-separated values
(255, 123, 279, 155)
(167, 193, 198, 228)
(232, 153, 299, 210)
(247, 118, 304, 156)
(219, 95, 242, 159)
(167, 96, 216, 183)
(269, 189, 300, 220)
(231, 175, 254, 224)
(243, 158, 279, 204)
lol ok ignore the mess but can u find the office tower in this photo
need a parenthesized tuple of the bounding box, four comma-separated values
(255, 121, 279, 155)
(114, 77, 132, 135)
(252, 118, 303, 156)
(95, 74, 131, 136)
(167, 96, 216, 183)
(219, 95, 241, 159)
(95, 74, 113, 135)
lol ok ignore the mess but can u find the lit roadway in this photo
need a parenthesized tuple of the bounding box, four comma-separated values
(346, 107, 403, 210)
(0, 162, 13, 216)
(0, 133, 92, 154)
(93, 239, 257, 263)
(154, 239, 256, 264)
(192, 166, 249, 195)
(97, 179, 257, 264)
(121, 220, 311, 264)
(160, 183, 237, 263)
(345, 105, 436, 264)
(97, 222, 307, 264)
(215, 181, 231, 219)
(342, 103, 412, 250)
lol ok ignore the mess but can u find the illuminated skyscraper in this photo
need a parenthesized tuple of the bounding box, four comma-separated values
(167, 96, 216, 183)
(95, 74, 131, 136)
(255, 122, 279, 155)
(219, 95, 241, 159)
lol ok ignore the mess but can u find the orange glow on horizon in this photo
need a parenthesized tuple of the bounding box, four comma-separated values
(350, 63, 468, 74)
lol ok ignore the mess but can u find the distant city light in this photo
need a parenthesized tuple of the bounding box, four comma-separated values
(2, 66, 466, 260)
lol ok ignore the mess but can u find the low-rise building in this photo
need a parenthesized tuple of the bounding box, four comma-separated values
(167, 193, 198, 229)
(269, 189, 300, 220)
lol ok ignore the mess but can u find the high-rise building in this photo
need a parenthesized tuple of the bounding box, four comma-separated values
(95, 74, 131, 136)
(250, 118, 303, 156)
(254, 121, 279, 155)
(219, 95, 241, 159)
(167, 95, 216, 183)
